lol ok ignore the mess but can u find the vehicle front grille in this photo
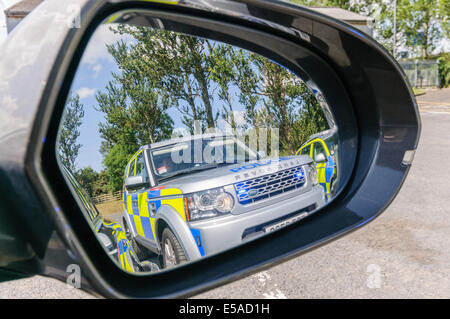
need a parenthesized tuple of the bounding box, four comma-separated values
(234, 166, 306, 205)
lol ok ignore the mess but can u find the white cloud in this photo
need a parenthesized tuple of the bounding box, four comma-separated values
(92, 63, 102, 78)
(76, 87, 96, 100)
(81, 23, 131, 65)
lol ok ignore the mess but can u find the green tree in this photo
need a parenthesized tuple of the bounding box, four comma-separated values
(253, 56, 299, 153)
(438, 53, 450, 87)
(58, 94, 84, 172)
(291, 94, 329, 151)
(93, 171, 109, 196)
(95, 32, 177, 191)
(103, 144, 136, 192)
(237, 53, 329, 154)
(96, 56, 174, 150)
(288, 0, 351, 9)
(112, 25, 220, 132)
(396, 0, 449, 59)
(288, 0, 450, 59)
(209, 44, 240, 131)
(76, 166, 99, 197)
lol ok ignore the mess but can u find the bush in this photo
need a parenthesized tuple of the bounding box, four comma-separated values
(438, 53, 450, 88)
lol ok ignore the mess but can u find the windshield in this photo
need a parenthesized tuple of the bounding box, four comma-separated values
(149, 136, 259, 182)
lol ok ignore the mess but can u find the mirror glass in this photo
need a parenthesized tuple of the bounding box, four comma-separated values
(56, 14, 340, 273)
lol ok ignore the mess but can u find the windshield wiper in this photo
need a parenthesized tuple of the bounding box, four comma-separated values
(157, 162, 231, 182)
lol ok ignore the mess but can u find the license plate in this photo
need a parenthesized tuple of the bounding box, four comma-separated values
(263, 212, 309, 233)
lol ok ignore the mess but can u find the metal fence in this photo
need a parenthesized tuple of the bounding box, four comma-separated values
(399, 60, 439, 88)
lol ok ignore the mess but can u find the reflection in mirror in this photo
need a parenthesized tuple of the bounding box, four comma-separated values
(57, 16, 339, 274)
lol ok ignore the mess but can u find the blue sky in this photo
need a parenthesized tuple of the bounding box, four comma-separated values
(70, 64, 114, 172)
(69, 24, 124, 172)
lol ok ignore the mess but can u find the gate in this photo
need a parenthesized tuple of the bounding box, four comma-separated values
(399, 60, 439, 88)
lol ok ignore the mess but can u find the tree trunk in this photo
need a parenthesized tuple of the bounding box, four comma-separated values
(198, 74, 215, 129)
(423, 22, 429, 59)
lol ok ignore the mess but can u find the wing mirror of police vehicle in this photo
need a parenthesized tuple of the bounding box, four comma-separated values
(315, 153, 327, 163)
(0, 0, 420, 298)
(124, 176, 147, 190)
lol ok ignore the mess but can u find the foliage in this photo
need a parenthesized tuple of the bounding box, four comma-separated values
(111, 25, 219, 133)
(75, 167, 98, 197)
(288, 0, 351, 9)
(395, 0, 449, 59)
(208, 44, 241, 132)
(238, 53, 328, 154)
(58, 94, 84, 172)
(75, 166, 110, 197)
(438, 53, 450, 87)
(103, 143, 137, 192)
(288, 0, 450, 59)
(94, 171, 110, 196)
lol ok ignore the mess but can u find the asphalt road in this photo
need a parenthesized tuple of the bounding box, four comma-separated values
(0, 89, 449, 299)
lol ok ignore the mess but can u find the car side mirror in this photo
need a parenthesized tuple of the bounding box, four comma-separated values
(0, 0, 420, 299)
(315, 153, 327, 163)
(124, 176, 147, 190)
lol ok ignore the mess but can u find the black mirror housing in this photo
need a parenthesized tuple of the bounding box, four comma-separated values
(0, 0, 420, 298)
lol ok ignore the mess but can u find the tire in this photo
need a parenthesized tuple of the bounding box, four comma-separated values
(330, 175, 338, 197)
(161, 228, 187, 269)
(122, 216, 150, 261)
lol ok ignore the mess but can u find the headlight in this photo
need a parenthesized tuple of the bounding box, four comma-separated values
(308, 164, 318, 186)
(185, 188, 234, 221)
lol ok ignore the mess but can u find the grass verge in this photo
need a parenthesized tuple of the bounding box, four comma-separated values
(96, 200, 123, 217)
(413, 88, 426, 96)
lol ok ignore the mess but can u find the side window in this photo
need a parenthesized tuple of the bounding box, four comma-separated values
(135, 152, 148, 182)
(300, 144, 311, 156)
(127, 158, 136, 177)
(313, 142, 326, 160)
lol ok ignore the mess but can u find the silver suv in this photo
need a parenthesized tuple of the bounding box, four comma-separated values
(122, 133, 325, 268)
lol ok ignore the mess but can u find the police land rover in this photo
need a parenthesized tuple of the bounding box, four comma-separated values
(296, 129, 338, 202)
(122, 133, 325, 268)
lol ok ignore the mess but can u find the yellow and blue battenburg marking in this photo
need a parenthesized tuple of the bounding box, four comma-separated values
(124, 182, 206, 256)
(126, 186, 187, 240)
(296, 138, 336, 202)
(102, 220, 137, 272)
(190, 228, 205, 256)
(315, 154, 335, 202)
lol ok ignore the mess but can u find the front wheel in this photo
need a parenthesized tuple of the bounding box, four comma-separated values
(161, 228, 187, 269)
